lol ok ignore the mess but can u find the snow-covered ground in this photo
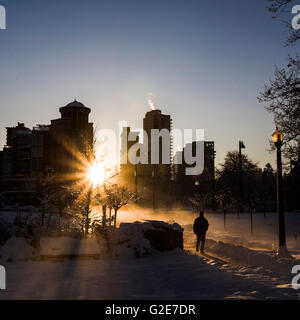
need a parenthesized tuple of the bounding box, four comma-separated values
(0, 249, 299, 300)
(117, 207, 300, 256)
(0, 208, 299, 300)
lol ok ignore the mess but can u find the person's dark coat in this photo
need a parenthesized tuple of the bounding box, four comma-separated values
(193, 216, 209, 236)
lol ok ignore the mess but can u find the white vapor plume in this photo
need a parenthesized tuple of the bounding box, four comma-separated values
(148, 93, 156, 110)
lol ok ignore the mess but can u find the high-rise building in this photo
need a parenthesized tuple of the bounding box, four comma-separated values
(48, 100, 94, 174)
(142, 109, 172, 206)
(119, 109, 173, 207)
(119, 126, 140, 191)
(143, 109, 172, 166)
(0, 100, 94, 204)
(0, 123, 44, 204)
(175, 141, 215, 200)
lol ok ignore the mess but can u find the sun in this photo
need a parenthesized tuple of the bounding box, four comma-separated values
(88, 163, 106, 187)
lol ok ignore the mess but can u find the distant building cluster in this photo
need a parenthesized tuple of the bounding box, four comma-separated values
(0, 100, 93, 204)
(0, 101, 215, 207)
(119, 109, 215, 207)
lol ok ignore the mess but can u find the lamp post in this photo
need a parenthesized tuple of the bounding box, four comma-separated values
(134, 164, 138, 203)
(272, 128, 290, 257)
(195, 180, 200, 214)
(239, 141, 245, 214)
(152, 168, 156, 210)
(210, 150, 216, 209)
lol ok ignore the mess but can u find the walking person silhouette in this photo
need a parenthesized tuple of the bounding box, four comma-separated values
(193, 211, 209, 253)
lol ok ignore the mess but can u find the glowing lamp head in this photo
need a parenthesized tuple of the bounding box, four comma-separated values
(272, 128, 283, 144)
(195, 180, 199, 186)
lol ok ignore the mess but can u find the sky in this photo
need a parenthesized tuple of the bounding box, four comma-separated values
(0, 0, 299, 168)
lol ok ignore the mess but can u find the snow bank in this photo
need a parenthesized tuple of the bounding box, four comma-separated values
(109, 220, 184, 258)
(145, 220, 184, 232)
(40, 237, 101, 258)
(205, 239, 298, 274)
(0, 237, 35, 262)
(0, 219, 11, 246)
(109, 222, 153, 258)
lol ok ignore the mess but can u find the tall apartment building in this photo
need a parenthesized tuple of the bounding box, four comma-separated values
(48, 100, 94, 174)
(120, 109, 173, 207)
(0, 123, 45, 204)
(0, 100, 94, 204)
(175, 141, 215, 199)
(119, 126, 140, 191)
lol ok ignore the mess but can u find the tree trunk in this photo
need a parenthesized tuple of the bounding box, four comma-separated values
(114, 209, 117, 227)
(109, 208, 112, 226)
(85, 189, 92, 238)
(46, 213, 52, 232)
(102, 205, 107, 227)
(85, 213, 89, 238)
(41, 204, 45, 226)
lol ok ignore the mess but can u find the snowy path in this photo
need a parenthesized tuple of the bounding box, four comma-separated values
(0, 248, 299, 300)
(1, 208, 300, 299)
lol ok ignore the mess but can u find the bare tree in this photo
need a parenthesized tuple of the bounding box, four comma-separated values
(258, 55, 300, 163)
(267, 0, 300, 46)
(37, 171, 56, 228)
(64, 183, 95, 238)
(105, 185, 136, 227)
(94, 186, 110, 227)
(260, 2, 300, 163)
(189, 192, 210, 214)
(216, 189, 234, 214)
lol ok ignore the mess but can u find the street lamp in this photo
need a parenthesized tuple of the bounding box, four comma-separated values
(272, 128, 283, 144)
(152, 168, 156, 210)
(195, 180, 200, 214)
(272, 128, 291, 258)
(239, 141, 245, 214)
(210, 150, 216, 209)
(134, 164, 138, 203)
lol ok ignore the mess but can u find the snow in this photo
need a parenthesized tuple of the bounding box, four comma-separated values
(202, 239, 298, 274)
(144, 220, 184, 232)
(0, 210, 35, 224)
(0, 208, 299, 299)
(0, 238, 35, 262)
(40, 237, 101, 257)
(277, 246, 294, 259)
(109, 222, 153, 258)
(203, 212, 300, 254)
(108, 220, 183, 258)
(0, 250, 299, 300)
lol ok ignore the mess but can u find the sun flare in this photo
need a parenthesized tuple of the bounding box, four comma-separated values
(88, 163, 106, 187)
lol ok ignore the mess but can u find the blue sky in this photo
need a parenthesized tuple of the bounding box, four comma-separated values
(0, 0, 298, 167)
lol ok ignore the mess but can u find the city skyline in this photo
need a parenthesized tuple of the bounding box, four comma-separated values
(0, 0, 299, 303)
(0, 0, 299, 168)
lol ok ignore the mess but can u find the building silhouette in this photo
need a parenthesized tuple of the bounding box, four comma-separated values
(48, 100, 94, 174)
(119, 126, 140, 193)
(0, 123, 39, 204)
(120, 109, 173, 207)
(175, 141, 215, 202)
(0, 100, 94, 204)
